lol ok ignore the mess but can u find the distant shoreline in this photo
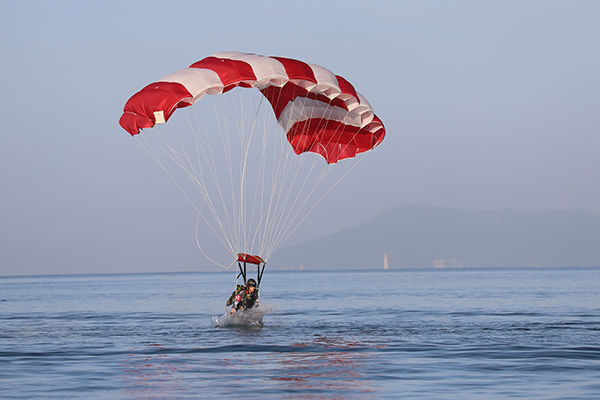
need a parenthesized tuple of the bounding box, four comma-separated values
(2, 264, 599, 279)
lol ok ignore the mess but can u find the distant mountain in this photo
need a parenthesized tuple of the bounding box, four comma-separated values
(271, 204, 600, 269)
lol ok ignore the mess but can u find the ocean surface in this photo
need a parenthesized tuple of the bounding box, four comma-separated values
(1, 267, 599, 399)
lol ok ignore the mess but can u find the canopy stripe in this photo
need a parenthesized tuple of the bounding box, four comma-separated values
(119, 52, 385, 163)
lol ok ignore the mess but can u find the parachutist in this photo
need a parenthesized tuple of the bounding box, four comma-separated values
(119, 53, 384, 321)
(227, 278, 259, 313)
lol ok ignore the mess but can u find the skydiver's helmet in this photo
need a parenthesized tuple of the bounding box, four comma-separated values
(247, 279, 257, 288)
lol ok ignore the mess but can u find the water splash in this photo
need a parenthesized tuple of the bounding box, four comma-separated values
(212, 307, 271, 329)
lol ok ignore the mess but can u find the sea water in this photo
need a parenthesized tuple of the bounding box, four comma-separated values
(1, 267, 599, 399)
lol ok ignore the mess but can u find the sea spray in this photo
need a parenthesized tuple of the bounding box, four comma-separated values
(212, 306, 272, 328)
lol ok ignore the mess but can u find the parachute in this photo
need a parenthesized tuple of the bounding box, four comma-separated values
(119, 52, 385, 270)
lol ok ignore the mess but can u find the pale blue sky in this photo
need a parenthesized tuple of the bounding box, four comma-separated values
(1, 1, 599, 275)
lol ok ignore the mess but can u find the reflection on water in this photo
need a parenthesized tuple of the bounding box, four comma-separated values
(122, 343, 190, 398)
(120, 336, 380, 399)
(270, 335, 378, 399)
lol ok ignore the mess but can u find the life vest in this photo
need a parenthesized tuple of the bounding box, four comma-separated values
(235, 288, 259, 310)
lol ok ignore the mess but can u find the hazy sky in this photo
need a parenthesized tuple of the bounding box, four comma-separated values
(1, 1, 598, 275)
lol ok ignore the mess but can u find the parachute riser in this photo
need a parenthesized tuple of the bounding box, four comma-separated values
(236, 260, 266, 289)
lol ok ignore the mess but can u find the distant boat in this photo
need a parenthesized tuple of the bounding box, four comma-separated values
(383, 253, 389, 270)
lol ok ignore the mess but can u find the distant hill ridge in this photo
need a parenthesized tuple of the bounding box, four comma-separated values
(272, 204, 600, 269)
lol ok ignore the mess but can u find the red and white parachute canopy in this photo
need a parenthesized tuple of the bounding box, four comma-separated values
(119, 52, 385, 163)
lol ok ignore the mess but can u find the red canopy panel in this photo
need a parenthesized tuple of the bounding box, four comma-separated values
(119, 52, 385, 164)
(237, 253, 265, 265)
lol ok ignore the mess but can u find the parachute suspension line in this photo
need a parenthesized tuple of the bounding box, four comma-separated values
(262, 119, 325, 254)
(276, 151, 365, 253)
(257, 91, 296, 258)
(271, 87, 323, 257)
(262, 105, 306, 258)
(274, 163, 366, 251)
(256, 106, 289, 258)
(275, 87, 378, 248)
(172, 142, 228, 244)
(226, 103, 244, 256)
(185, 115, 239, 258)
(275, 105, 366, 238)
(211, 108, 241, 254)
(246, 98, 273, 257)
(180, 93, 274, 261)
(137, 135, 234, 254)
(259, 89, 342, 260)
(209, 101, 244, 258)
(136, 134, 237, 257)
(121, 53, 386, 270)
(140, 88, 371, 264)
(136, 136, 201, 215)
(274, 94, 376, 251)
(252, 87, 284, 258)
(210, 99, 251, 258)
(258, 134, 293, 258)
(233, 99, 244, 254)
(156, 129, 236, 255)
(248, 116, 270, 254)
(139, 90, 374, 265)
(259, 93, 317, 258)
(262, 91, 339, 258)
(265, 89, 370, 256)
(194, 213, 235, 270)
(211, 104, 240, 257)
(238, 95, 264, 254)
(191, 124, 236, 247)
(170, 93, 272, 262)
(250, 97, 267, 255)
(253, 111, 283, 258)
